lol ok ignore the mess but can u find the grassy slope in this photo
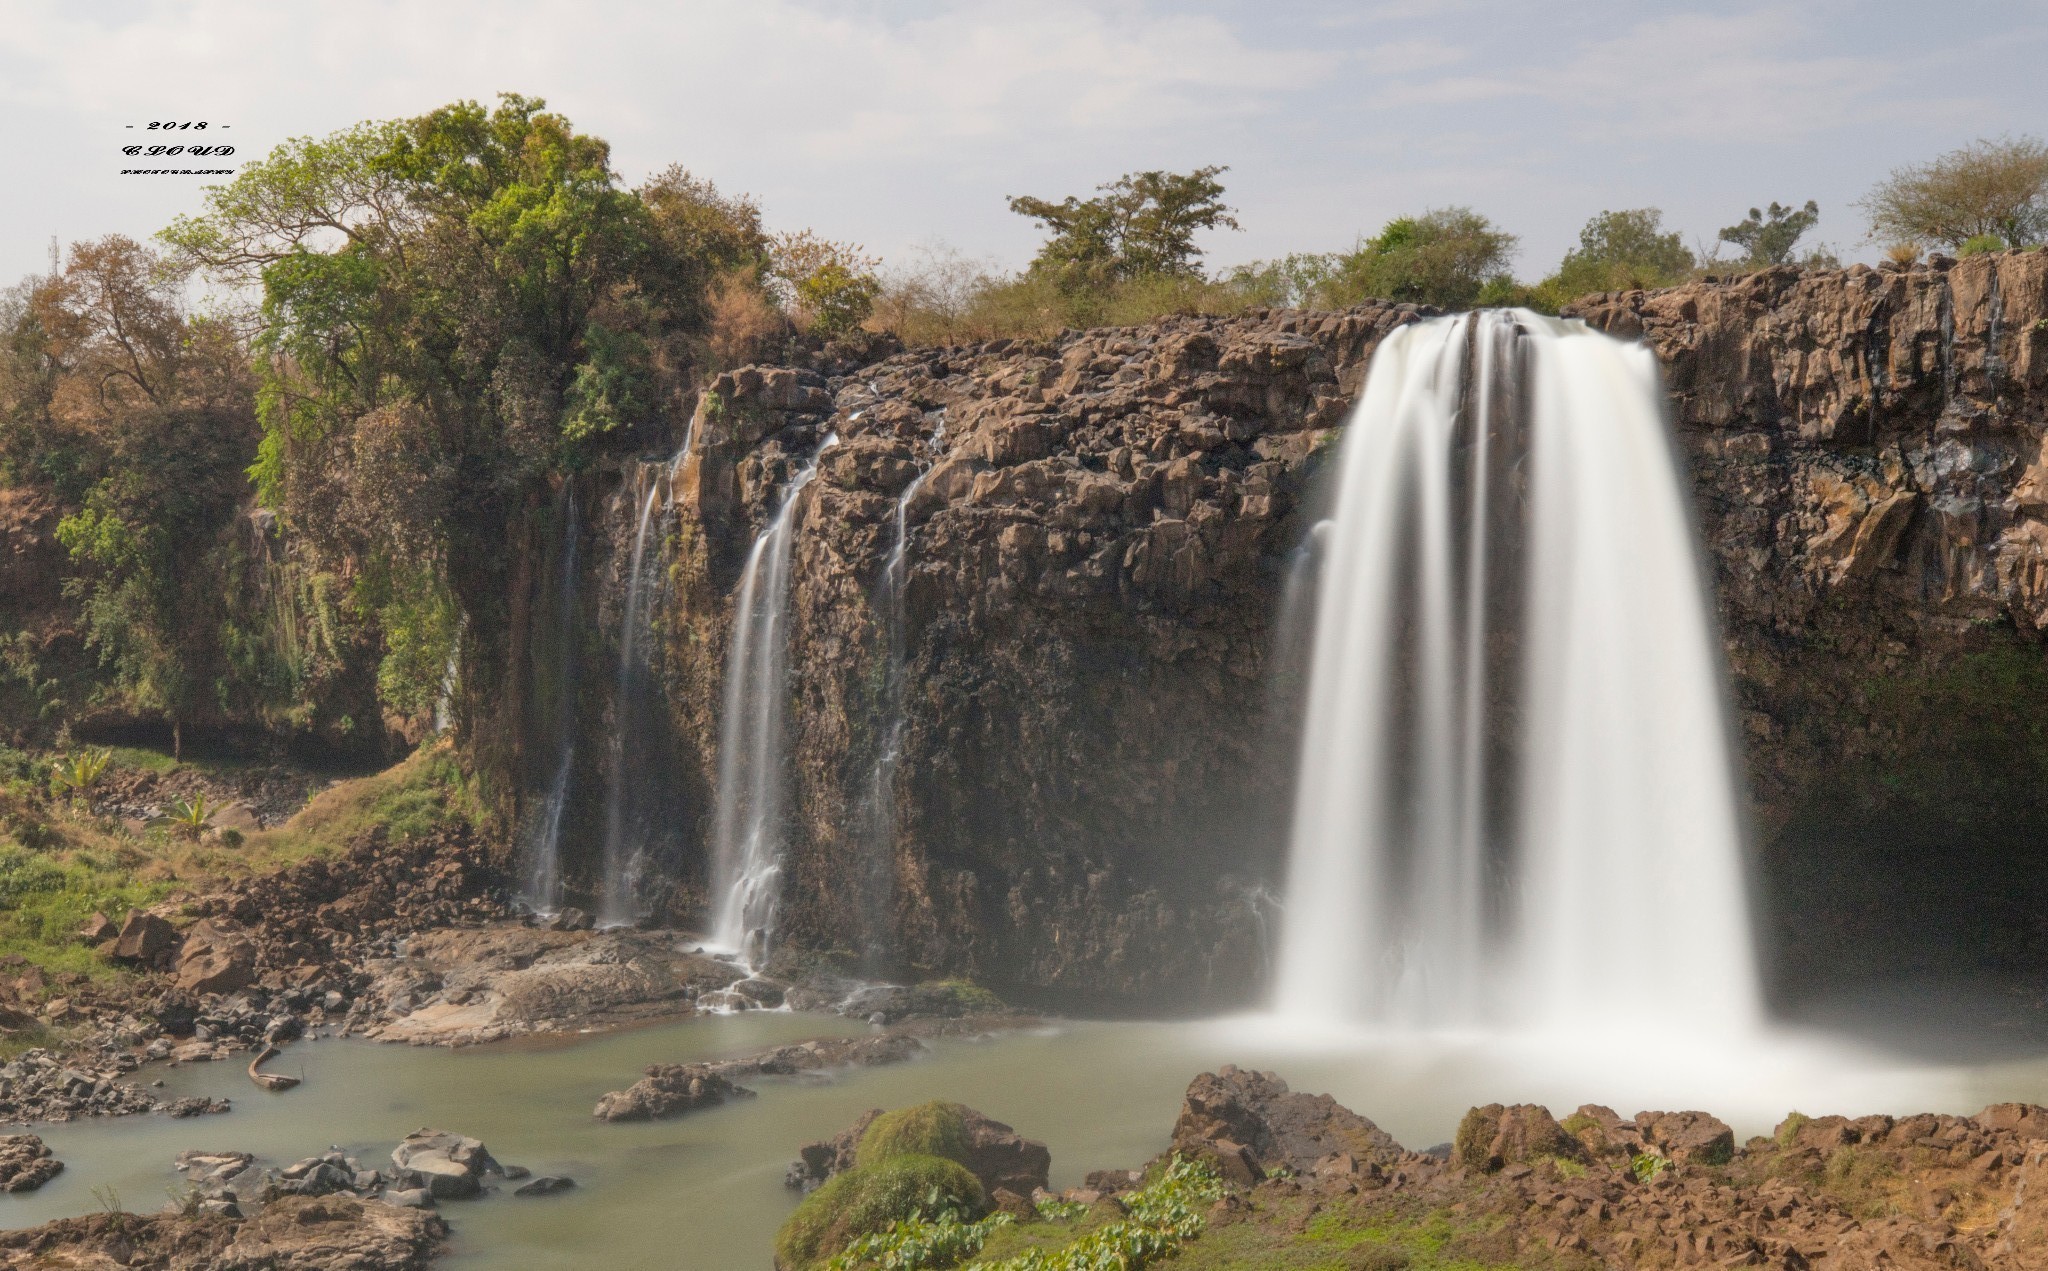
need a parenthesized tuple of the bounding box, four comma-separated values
(0, 739, 477, 986)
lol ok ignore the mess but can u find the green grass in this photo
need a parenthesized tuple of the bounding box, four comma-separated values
(0, 738, 480, 990)
(0, 841, 170, 980)
(243, 739, 479, 864)
(104, 746, 181, 775)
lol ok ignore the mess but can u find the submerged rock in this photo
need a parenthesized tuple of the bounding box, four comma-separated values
(594, 1032, 931, 1123)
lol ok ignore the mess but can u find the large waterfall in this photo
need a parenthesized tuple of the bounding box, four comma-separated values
(711, 437, 837, 962)
(1274, 310, 1756, 1033)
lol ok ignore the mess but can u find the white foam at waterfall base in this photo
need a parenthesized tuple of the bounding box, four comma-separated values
(1273, 309, 1758, 1040)
(710, 435, 838, 963)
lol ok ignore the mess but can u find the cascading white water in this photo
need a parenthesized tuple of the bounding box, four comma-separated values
(598, 478, 664, 926)
(711, 435, 838, 962)
(522, 490, 580, 913)
(1274, 310, 1757, 1034)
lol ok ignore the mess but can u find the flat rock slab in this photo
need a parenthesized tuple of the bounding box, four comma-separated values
(365, 925, 747, 1046)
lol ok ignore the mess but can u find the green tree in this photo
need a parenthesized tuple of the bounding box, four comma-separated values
(1540, 208, 1695, 304)
(162, 94, 725, 722)
(1718, 200, 1821, 266)
(3, 236, 260, 752)
(1860, 136, 2048, 250)
(1008, 166, 1238, 289)
(768, 231, 881, 336)
(1316, 207, 1519, 309)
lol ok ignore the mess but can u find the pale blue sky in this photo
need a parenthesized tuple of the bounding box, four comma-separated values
(2, 0, 2044, 286)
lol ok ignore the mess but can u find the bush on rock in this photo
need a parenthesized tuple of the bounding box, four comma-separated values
(773, 1152, 985, 1270)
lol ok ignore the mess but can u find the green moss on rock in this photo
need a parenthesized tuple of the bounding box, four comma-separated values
(773, 1152, 984, 1270)
(856, 1100, 973, 1169)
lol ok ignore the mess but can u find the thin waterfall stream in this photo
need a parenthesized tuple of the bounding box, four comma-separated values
(1275, 309, 1756, 1033)
(522, 490, 580, 914)
(711, 435, 839, 963)
(598, 477, 664, 927)
(856, 414, 946, 972)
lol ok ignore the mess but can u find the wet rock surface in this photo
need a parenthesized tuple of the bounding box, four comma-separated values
(595, 1017, 1011, 1122)
(361, 924, 747, 1046)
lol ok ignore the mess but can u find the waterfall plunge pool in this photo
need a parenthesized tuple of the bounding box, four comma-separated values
(6, 1005, 2048, 1268)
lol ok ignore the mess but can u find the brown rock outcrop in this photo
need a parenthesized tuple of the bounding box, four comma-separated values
(111, 910, 175, 965)
(0, 1195, 446, 1269)
(0, 1135, 60, 1191)
(1172, 1065, 1408, 1185)
(173, 920, 257, 995)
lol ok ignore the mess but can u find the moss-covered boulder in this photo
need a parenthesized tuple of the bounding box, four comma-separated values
(856, 1100, 973, 1168)
(772, 1152, 984, 1270)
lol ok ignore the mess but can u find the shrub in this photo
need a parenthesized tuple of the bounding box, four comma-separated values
(1960, 233, 2008, 256)
(1316, 207, 1518, 310)
(774, 1154, 985, 1270)
(973, 1155, 1223, 1271)
(858, 1101, 972, 1169)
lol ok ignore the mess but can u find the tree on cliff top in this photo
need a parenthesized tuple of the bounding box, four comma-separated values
(1718, 200, 1820, 267)
(1314, 207, 1519, 309)
(1008, 166, 1239, 289)
(1860, 136, 2048, 250)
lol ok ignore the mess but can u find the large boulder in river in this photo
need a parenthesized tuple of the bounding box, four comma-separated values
(1172, 1066, 1406, 1185)
(173, 920, 257, 994)
(592, 1063, 755, 1122)
(389, 1129, 502, 1199)
(788, 1100, 1049, 1199)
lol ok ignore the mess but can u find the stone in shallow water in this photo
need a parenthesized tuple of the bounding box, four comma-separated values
(0, 1135, 62, 1192)
(514, 1175, 575, 1196)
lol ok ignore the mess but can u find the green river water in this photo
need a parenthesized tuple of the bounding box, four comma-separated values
(4, 1009, 2048, 1269)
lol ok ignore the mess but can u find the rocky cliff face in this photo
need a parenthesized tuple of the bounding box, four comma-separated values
(537, 250, 2048, 1009)
(1576, 251, 2048, 997)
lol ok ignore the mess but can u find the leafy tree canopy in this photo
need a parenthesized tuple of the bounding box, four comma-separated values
(1317, 207, 1519, 309)
(1008, 166, 1238, 288)
(1718, 200, 1820, 267)
(1861, 136, 2048, 250)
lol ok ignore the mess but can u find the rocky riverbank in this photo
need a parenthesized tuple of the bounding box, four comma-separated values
(777, 1063, 2048, 1270)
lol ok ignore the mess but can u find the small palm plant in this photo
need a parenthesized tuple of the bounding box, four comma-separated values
(50, 748, 113, 804)
(159, 794, 215, 840)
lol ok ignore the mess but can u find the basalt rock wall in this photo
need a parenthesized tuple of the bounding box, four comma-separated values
(552, 250, 2048, 1009)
